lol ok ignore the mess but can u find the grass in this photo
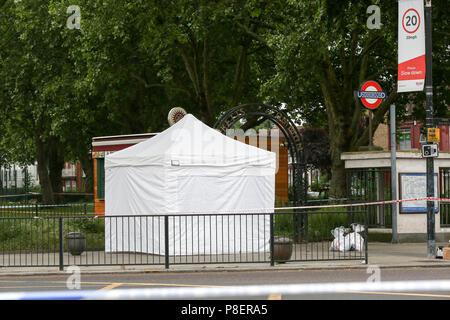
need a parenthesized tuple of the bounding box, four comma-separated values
(0, 213, 104, 252)
(273, 205, 366, 242)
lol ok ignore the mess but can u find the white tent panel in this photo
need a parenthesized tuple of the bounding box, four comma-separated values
(105, 216, 165, 254)
(169, 214, 270, 255)
(167, 174, 273, 255)
(105, 215, 269, 255)
(105, 165, 167, 215)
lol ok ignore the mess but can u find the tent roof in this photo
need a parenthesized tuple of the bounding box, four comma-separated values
(105, 114, 275, 167)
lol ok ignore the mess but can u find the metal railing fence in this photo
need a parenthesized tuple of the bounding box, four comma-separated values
(346, 168, 392, 228)
(347, 167, 450, 228)
(0, 205, 368, 269)
(439, 168, 450, 227)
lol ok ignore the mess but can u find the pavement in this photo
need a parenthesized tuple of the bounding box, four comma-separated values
(1, 242, 450, 276)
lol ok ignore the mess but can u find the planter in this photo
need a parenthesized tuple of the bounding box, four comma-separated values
(273, 236, 293, 262)
(66, 232, 86, 255)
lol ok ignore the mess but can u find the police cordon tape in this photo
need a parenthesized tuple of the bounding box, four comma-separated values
(275, 197, 440, 211)
(135, 197, 446, 215)
(1, 280, 450, 300)
(0, 203, 79, 209)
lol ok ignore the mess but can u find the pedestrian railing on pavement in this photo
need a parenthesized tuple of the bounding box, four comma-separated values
(0, 203, 369, 269)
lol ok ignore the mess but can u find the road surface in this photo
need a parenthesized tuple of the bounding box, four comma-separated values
(0, 266, 450, 300)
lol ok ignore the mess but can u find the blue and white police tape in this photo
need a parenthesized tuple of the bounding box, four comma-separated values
(1, 280, 450, 300)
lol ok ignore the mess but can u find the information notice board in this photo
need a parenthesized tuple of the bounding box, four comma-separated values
(399, 173, 439, 213)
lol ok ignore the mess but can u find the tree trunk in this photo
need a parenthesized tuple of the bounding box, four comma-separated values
(317, 49, 357, 200)
(48, 137, 65, 204)
(329, 151, 347, 199)
(35, 136, 54, 204)
(78, 152, 93, 194)
(327, 118, 348, 199)
(229, 45, 248, 108)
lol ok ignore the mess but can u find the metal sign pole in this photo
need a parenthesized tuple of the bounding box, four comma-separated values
(390, 104, 398, 243)
(425, 0, 435, 258)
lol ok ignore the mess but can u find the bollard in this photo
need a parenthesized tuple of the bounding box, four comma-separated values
(59, 217, 64, 271)
(164, 215, 169, 269)
(270, 213, 274, 267)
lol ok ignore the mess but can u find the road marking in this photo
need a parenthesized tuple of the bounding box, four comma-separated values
(0, 280, 222, 291)
(267, 294, 282, 300)
(0, 284, 100, 290)
(346, 291, 450, 299)
(116, 282, 223, 288)
(99, 283, 123, 290)
(79, 281, 222, 288)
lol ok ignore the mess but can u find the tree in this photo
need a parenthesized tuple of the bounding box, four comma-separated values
(300, 126, 331, 175)
(45, 0, 275, 191)
(133, 0, 275, 125)
(0, 1, 70, 203)
(2, 0, 447, 202)
(240, 0, 449, 197)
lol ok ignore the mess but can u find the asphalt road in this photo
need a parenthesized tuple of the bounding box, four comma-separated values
(0, 266, 450, 300)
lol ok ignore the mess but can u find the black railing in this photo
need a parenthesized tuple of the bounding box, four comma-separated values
(0, 206, 369, 269)
(439, 168, 450, 227)
(0, 166, 30, 197)
(347, 167, 450, 228)
(346, 168, 393, 228)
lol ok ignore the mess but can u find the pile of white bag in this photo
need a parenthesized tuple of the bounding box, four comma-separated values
(330, 223, 365, 252)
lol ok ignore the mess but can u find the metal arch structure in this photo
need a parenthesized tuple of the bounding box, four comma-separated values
(214, 103, 307, 205)
(214, 103, 308, 241)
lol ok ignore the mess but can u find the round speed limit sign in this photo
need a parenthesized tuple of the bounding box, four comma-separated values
(402, 8, 421, 34)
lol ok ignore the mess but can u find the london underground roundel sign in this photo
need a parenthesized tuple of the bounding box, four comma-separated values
(357, 80, 386, 110)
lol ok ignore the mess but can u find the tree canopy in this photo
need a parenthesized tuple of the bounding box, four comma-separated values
(0, 0, 448, 200)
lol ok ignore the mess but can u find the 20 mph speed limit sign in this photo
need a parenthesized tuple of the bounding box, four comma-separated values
(402, 8, 421, 34)
(397, 0, 425, 93)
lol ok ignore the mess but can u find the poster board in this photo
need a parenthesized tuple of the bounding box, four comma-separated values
(399, 173, 438, 213)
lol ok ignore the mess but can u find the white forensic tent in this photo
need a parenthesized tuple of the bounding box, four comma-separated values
(104, 114, 276, 255)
